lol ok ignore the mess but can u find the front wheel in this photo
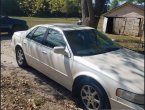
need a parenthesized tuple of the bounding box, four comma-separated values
(16, 47, 27, 67)
(78, 80, 111, 110)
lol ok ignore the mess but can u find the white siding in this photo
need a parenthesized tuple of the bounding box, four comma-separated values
(103, 17, 108, 32)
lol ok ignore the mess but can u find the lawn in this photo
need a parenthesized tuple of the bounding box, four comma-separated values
(12, 16, 144, 54)
(12, 17, 79, 28)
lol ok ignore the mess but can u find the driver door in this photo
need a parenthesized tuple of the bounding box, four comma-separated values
(40, 28, 73, 90)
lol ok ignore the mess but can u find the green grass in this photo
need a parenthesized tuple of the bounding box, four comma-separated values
(11, 16, 144, 54)
(106, 34, 144, 54)
(12, 17, 79, 28)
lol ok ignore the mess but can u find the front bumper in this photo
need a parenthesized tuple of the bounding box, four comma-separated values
(110, 97, 144, 110)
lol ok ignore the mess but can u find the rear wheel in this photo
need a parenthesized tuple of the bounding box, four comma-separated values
(77, 80, 111, 110)
(16, 47, 27, 67)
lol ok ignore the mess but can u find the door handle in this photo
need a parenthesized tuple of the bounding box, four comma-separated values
(42, 51, 47, 54)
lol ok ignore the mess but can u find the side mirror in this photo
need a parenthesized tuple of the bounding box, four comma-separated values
(53, 46, 70, 57)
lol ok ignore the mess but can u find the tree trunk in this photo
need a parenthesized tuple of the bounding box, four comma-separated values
(81, 0, 105, 29)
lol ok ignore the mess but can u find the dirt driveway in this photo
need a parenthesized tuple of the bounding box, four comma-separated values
(1, 35, 82, 110)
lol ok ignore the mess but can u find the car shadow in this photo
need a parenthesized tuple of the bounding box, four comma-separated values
(23, 66, 82, 108)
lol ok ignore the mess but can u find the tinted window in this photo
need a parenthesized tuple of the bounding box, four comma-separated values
(64, 29, 120, 56)
(31, 27, 47, 43)
(26, 27, 38, 39)
(44, 29, 66, 48)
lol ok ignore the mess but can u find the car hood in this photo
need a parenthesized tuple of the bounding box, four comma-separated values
(74, 48, 144, 94)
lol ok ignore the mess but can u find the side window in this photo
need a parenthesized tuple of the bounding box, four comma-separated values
(31, 27, 47, 43)
(45, 29, 66, 48)
(26, 27, 38, 39)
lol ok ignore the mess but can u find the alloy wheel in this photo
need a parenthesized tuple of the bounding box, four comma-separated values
(81, 85, 101, 110)
(17, 49, 24, 65)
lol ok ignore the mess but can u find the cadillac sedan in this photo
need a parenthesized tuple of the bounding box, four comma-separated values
(11, 24, 144, 110)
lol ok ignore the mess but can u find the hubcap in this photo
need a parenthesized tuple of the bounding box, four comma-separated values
(17, 49, 24, 65)
(81, 85, 100, 110)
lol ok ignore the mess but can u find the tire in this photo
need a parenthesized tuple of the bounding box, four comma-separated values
(16, 47, 27, 68)
(77, 80, 111, 110)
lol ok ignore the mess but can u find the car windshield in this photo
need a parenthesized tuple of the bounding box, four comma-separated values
(64, 29, 121, 56)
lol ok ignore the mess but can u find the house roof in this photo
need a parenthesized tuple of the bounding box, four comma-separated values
(103, 2, 144, 17)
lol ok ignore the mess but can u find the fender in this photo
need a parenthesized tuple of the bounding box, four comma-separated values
(73, 71, 111, 97)
(15, 43, 23, 50)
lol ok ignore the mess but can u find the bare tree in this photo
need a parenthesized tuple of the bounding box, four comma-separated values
(81, 0, 106, 29)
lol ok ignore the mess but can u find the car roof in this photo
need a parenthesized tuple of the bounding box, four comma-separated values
(39, 23, 94, 31)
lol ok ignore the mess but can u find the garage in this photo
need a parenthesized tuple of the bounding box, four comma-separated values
(103, 2, 144, 37)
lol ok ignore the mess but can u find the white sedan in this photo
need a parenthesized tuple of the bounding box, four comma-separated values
(11, 24, 144, 110)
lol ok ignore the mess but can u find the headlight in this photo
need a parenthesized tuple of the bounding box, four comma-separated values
(116, 88, 144, 105)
